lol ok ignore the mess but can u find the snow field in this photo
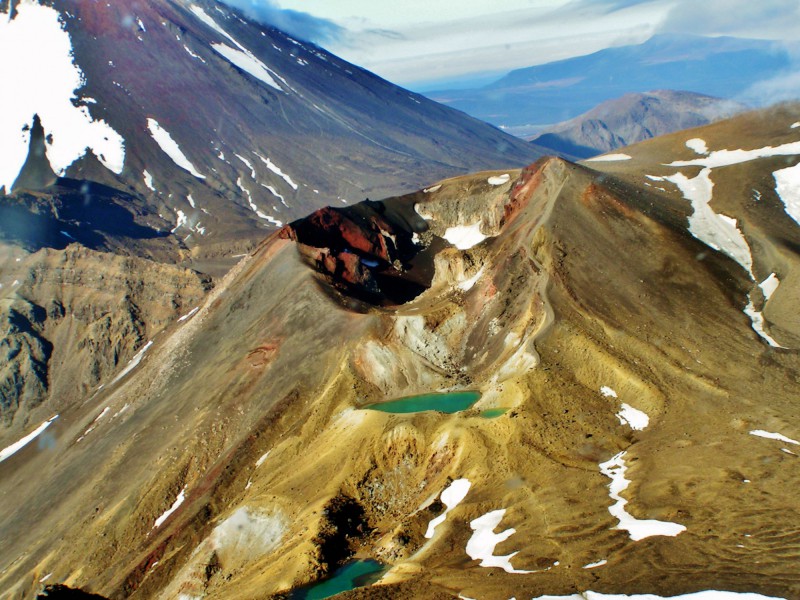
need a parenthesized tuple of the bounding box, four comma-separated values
(0, 415, 59, 463)
(443, 221, 488, 250)
(424, 478, 471, 539)
(0, 2, 124, 190)
(599, 451, 686, 541)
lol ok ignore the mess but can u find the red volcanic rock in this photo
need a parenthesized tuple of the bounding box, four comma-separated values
(302, 208, 393, 262)
(282, 201, 431, 305)
(278, 225, 297, 241)
(323, 251, 338, 274)
(504, 157, 553, 224)
(247, 343, 279, 368)
(338, 251, 366, 285)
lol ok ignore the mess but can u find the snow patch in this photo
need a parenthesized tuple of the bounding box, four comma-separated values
(192, 9, 282, 92)
(600, 386, 618, 398)
(773, 162, 800, 226)
(257, 211, 282, 226)
(0, 415, 59, 464)
(256, 451, 271, 467)
(743, 297, 783, 348)
(171, 209, 188, 233)
(599, 451, 686, 541)
(147, 119, 205, 179)
(750, 429, 800, 446)
(424, 478, 471, 539)
(77, 406, 111, 441)
(424, 184, 442, 193)
(187, 194, 196, 209)
(466, 509, 532, 573)
(616, 404, 650, 431)
(759, 273, 780, 301)
(583, 560, 607, 569)
(143, 170, 156, 192)
(586, 153, 632, 162)
(235, 153, 256, 179)
(178, 307, 199, 322)
(685, 138, 709, 155)
(664, 169, 752, 275)
(256, 153, 298, 189)
(458, 267, 485, 292)
(153, 486, 187, 529)
(183, 44, 206, 63)
(487, 173, 510, 186)
(667, 141, 800, 169)
(0, 1, 125, 190)
(443, 221, 487, 250)
(110, 340, 153, 385)
(262, 184, 288, 207)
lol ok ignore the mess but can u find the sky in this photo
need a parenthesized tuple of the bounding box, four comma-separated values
(224, 0, 800, 91)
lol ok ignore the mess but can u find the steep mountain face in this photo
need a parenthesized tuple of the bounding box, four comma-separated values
(427, 34, 793, 136)
(1, 105, 799, 600)
(0, 0, 542, 263)
(530, 90, 745, 159)
(0, 243, 210, 428)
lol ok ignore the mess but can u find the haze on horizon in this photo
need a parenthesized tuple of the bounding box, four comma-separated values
(221, 0, 800, 91)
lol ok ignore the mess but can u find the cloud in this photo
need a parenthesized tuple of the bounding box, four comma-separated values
(217, 0, 344, 44)
(557, 0, 662, 14)
(739, 69, 800, 105)
(658, 0, 800, 38)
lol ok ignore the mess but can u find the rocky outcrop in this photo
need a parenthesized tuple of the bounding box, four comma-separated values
(11, 114, 58, 193)
(281, 202, 433, 306)
(0, 244, 211, 428)
(0, 301, 52, 422)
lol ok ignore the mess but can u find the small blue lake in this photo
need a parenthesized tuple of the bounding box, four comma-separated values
(364, 391, 481, 414)
(290, 559, 386, 600)
(479, 407, 510, 419)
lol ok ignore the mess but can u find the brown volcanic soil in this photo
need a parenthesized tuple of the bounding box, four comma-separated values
(1, 109, 800, 600)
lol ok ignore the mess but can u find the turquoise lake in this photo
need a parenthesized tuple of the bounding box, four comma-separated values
(364, 391, 481, 414)
(480, 407, 510, 419)
(290, 559, 385, 600)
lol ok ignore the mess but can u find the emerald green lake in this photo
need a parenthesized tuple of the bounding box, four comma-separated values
(364, 391, 481, 414)
(480, 407, 510, 419)
(290, 559, 385, 600)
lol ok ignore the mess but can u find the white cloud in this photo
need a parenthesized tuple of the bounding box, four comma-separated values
(659, 0, 800, 38)
(271, 0, 800, 89)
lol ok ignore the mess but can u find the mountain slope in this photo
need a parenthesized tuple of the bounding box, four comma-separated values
(530, 90, 745, 159)
(427, 34, 793, 134)
(2, 104, 799, 600)
(1, 0, 543, 263)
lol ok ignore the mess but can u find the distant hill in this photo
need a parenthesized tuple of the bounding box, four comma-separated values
(530, 90, 746, 159)
(426, 34, 793, 135)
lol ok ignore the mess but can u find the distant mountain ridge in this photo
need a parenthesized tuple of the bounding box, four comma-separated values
(531, 90, 746, 159)
(427, 34, 793, 135)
